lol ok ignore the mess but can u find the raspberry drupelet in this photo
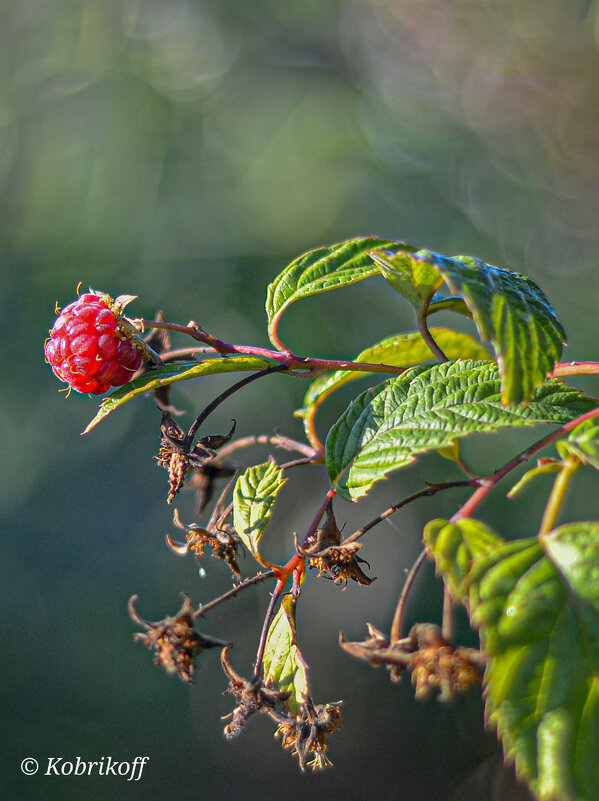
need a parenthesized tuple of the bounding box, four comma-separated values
(44, 293, 143, 395)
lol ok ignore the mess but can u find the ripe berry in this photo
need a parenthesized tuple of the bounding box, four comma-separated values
(44, 292, 143, 395)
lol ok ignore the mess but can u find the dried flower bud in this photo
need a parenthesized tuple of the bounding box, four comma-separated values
(155, 412, 236, 503)
(129, 596, 228, 683)
(275, 702, 342, 771)
(221, 647, 291, 737)
(301, 502, 375, 587)
(340, 623, 483, 698)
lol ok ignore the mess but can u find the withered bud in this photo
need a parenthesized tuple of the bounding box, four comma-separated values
(301, 502, 375, 587)
(340, 623, 483, 698)
(274, 702, 343, 771)
(155, 412, 236, 503)
(221, 647, 291, 738)
(171, 509, 242, 578)
(408, 624, 483, 701)
(129, 595, 228, 684)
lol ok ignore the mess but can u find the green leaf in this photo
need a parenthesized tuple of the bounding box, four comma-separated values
(265, 237, 399, 347)
(430, 519, 599, 801)
(297, 328, 489, 415)
(541, 522, 599, 606)
(424, 518, 504, 602)
(83, 356, 273, 433)
(557, 418, 599, 470)
(326, 360, 595, 501)
(417, 250, 567, 405)
(369, 246, 444, 307)
(233, 461, 286, 558)
(263, 595, 309, 715)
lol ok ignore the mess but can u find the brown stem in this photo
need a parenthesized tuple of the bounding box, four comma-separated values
(552, 361, 599, 378)
(390, 548, 427, 643)
(344, 480, 477, 545)
(217, 434, 317, 460)
(193, 571, 275, 620)
(142, 319, 409, 377)
(185, 365, 287, 445)
(252, 585, 283, 682)
(417, 299, 448, 362)
(161, 346, 217, 361)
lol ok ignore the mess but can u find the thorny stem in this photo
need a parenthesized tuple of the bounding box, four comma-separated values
(538, 457, 580, 536)
(390, 548, 427, 643)
(453, 404, 599, 521)
(417, 299, 449, 362)
(193, 571, 276, 620)
(185, 365, 287, 445)
(344, 480, 477, 544)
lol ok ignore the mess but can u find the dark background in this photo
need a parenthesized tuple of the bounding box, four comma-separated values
(3, 1, 599, 799)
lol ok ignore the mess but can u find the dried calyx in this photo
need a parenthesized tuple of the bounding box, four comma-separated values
(155, 411, 236, 503)
(340, 622, 483, 700)
(128, 595, 229, 684)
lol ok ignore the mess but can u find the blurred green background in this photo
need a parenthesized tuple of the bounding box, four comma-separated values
(4, 0, 599, 799)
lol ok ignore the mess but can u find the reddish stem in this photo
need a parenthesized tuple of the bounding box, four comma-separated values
(142, 319, 408, 377)
(453, 404, 599, 521)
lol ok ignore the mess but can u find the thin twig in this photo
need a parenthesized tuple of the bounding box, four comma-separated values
(441, 586, 455, 643)
(417, 299, 449, 362)
(453, 404, 599, 521)
(217, 434, 317, 460)
(185, 365, 287, 445)
(344, 480, 477, 545)
(390, 548, 428, 643)
(193, 571, 275, 620)
(252, 587, 283, 682)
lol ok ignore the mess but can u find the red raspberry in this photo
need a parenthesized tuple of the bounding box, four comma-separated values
(44, 292, 143, 395)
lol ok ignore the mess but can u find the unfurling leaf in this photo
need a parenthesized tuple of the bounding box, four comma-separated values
(419, 250, 566, 405)
(369, 246, 443, 307)
(326, 360, 594, 501)
(233, 461, 286, 559)
(371, 245, 566, 404)
(263, 596, 309, 715)
(265, 236, 399, 347)
(428, 519, 599, 801)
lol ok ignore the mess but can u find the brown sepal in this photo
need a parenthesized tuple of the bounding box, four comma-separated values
(172, 509, 241, 578)
(129, 595, 228, 684)
(340, 623, 483, 699)
(220, 647, 291, 738)
(155, 412, 236, 503)
(301, 501, 375, 587)
(274, 702, 343, 771)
